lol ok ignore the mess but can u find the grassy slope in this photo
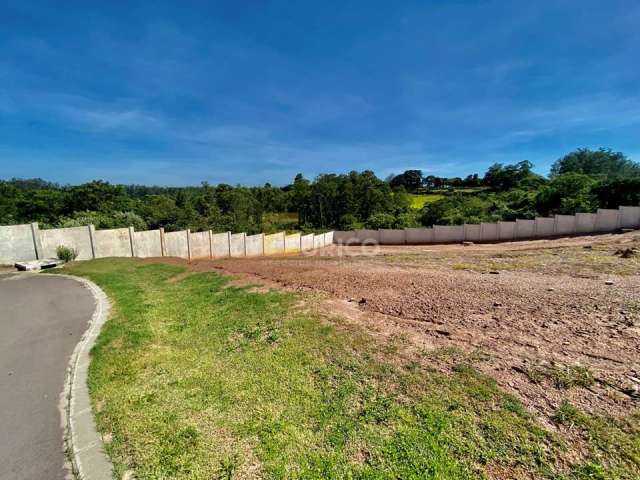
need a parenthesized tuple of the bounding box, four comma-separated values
(59, 259, 635, 479)
(409, 194, 444, 209)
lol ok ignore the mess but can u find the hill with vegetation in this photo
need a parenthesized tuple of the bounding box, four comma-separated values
(1, 148, 639, 234)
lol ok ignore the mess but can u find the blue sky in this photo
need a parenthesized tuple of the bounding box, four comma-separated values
(2, 1, 639, 186)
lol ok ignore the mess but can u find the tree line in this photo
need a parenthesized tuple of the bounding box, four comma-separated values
(1, 148, 639, 233)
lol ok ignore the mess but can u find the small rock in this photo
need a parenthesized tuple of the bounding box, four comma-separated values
(583, 245, 593, 250)
(547, 287, 555, 292)
(493, 302, 503, 307)
(489, 271, 500, 275)
(435, 329, 451, 336)
(605, 280, 614, 286)
(462, 241, 474, 246)
(358, 298, 367, 305)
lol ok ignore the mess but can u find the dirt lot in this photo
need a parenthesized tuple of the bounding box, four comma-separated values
(154, 231, 640, 427)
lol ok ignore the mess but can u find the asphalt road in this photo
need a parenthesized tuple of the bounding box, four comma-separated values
(0, 273, 95, 480)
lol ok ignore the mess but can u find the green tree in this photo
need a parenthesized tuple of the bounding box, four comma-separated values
(550, 148, 640, 178)
(535, 173, 596, 216)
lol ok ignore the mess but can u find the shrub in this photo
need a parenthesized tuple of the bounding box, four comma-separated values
(56, 245, 78, 262)
(365, 213, 396, 229)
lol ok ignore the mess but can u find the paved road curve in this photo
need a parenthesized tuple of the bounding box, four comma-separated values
(0, 273, 95, 480)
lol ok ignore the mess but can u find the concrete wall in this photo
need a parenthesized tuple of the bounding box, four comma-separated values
(596, 209, 620, 232)
(245, 234, 264, 257)
(535, 217, 555, 237)
(356, 229, 380, 244)
(301, 233, 315, 250)
(229, 233, 245, 257)
(515, 219, 535, 239)
(190, 230, 211, 259)
(264, 232, 285, 255)
(480, 223, 499, 242)
(285, 233, 301, 253)
(380, 229, 406, 245)
(313, 234, 325, 249)
(0, 224, 37, 264)
(434, 225, 464, 243)
(576, 213, 597, 233)
(620, 206, 640, 228)
(333, 231, 357, 245)
(41, 226, 93, 260)
(498, 222, 516, 241)
(134, 229, 162, 258)
(405, 227, 433, 244)
(164, 230, 188, 258)
(555, 215, 576, 236)
(212, 232, 230, 257)
(95, 228, 132, 258)
(323, 231, 334, 246)
(463, 224, 482, 242)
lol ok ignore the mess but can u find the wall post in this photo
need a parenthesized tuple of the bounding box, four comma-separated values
(186, 229, 192, 262)
(128, 226, 136, 257)
(227, 231, 231, 257)
(88, 224, 97, 259)
(208, 230, 213, 259)
(159, 228, 166, 256)
(30, 222, 43, 260)
(243, 232, 247, 256)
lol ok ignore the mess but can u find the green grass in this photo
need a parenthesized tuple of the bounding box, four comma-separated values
(57, 259, 638, 479)
(409, 194, 444, 209)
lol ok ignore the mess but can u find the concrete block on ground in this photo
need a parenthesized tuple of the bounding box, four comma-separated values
(301, 233, 315, 250)
(245, 234, 264, 256)
(480, 223, 499, 242)
(15, 258, 64, 271)
(498, 221, 516, 241)
(515, 219, 535, 239)
(596, 209, 620, 231)
(212, 232, 230, 257)
(379, 229, 406, 245)
(133, 229, 162, 258)
(434, 225, 464, 243)
(463, 224, 481, 242)
(229, 233, 246, 257)
(264, 232, 285, 255)
(555, 215, 577, 236)
(405, 228, 433, 244)
(189, 230, 211, 259)
(355, 229, 380, 244)
(285, 233, 301, 253)
(164, 230, 189, 258)
(41, 226, 93, 261)
(619, 206, 640, 228)
(534, 217, 555, 237)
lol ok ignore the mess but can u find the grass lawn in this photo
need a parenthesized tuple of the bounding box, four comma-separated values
(59, 259, 637, 479)
(409, 194, 444, 209)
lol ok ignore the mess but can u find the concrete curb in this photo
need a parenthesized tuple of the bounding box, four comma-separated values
(50, 274, 114, 480)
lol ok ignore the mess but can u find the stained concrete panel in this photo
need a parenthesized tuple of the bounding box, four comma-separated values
(41, 226, 93, 260)
(164, 230, 189, 258)
(355, 230, 380, 244)
(480, 223, 499, 242)
(264, 232, 285, 255)
(575, 213, 597, 233)
(498, 222, 516, 241)
(405, 228, 433, 244)
(190, 231, 211, 259)
(285, 234, 301, 253)
(515, 219, 535, 239)
(534, 218, 555, 237)
(245, 234, 264, 257)
(379, 229, 406, 245)
(212, 232, 230, 257)
(134, 229, 162, 258)
(95, 228, 132, 258)
(596, 209, 620, 232)
(301, 234, 315, 250)
(333, 231, 358, 245)
(555, 215, 576, 236)
(463, 224, 481, 242)
(0, 224, 37, 263)
(434, 225, 464, 243)
(230, 233, 245, 257)
(619, 206, 640, 228)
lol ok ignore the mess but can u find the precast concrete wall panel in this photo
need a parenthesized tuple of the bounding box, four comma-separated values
(0, 224, 37, 263)
(379, 229, 406, 244)
(575, 213, 597, 233)
(515, 219, 535, 239)
(619, 206, 640, 228)
(285, 234, 301, 253)
(534, 218, 555, 237)
(480, 223, 499, 242)
(190, 231, 211, 259)
(134, 229, 162, 258)
(301, 234, 314, 250)
(333, 231, 358, 244)
(498, 222, 516, 241)
(212, 232, 230, 257)
(313, 234, 325, 249)
(323, 231, 334, 245)
(596, 209, 620, 232)
(405, 228, 433, 244)
(434, 225, 464, 243)
(164, 231, 188, 258)
(264, 232, 285, 255)
(41, 226, 93, 260)
(245, 234, 264, 257)
(555, 215, 576, 236)
(356, 230, 380, 244)
(229, 233, 245, 257)
(463, 224, 482, 242)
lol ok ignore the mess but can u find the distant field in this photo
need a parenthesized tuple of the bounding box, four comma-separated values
(262, 212, 298, 233)
(409, 193, 444, 209)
